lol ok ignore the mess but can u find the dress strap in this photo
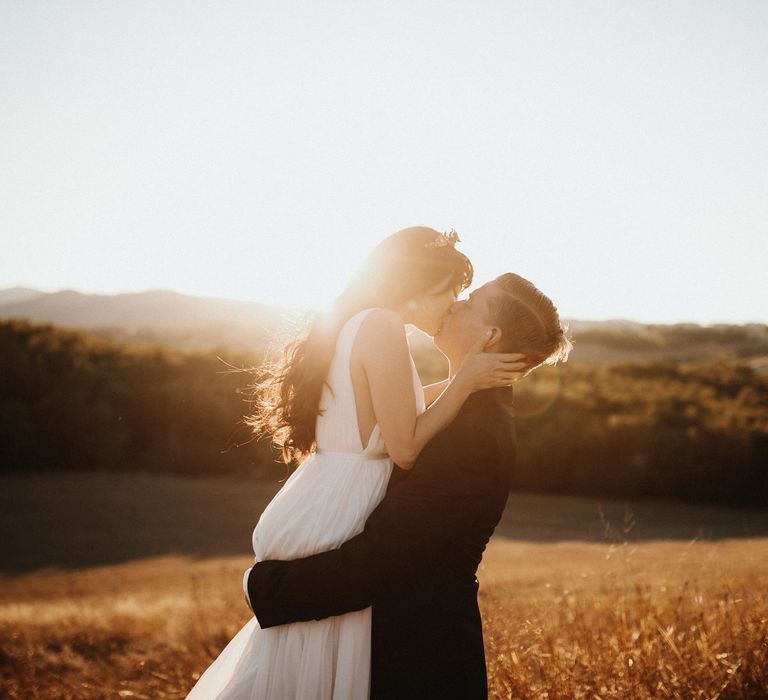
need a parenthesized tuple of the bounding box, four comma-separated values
(333, 308, 380, 393)
(331, 308, 383, 453)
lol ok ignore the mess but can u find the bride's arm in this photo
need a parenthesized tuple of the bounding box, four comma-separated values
(358, 309, 521, 470)
(422, 379, 449, 408)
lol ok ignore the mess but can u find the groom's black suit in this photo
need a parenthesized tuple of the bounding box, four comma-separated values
(247, 388, 516, 699)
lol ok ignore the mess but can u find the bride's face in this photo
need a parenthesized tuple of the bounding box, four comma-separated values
(406, 277, 461, 336)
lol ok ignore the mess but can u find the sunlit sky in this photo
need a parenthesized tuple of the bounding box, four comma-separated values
(1, 1, 766, 323)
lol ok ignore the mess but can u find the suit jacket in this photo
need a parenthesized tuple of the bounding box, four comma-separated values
(247, 387, 517, 699)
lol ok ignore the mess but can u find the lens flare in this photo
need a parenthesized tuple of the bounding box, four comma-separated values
(508, 365, 563, 418)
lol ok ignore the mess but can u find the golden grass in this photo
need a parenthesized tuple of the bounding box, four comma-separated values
(1, 537, 766, 699)
(481, 538, 768, 699)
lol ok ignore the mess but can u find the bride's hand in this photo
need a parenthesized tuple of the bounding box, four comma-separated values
(456, 331, 529, 391)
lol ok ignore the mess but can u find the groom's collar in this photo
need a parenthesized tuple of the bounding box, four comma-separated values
(460, 386, 514, 417)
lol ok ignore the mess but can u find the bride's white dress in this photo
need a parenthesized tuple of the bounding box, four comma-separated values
(186, 308, 425, 700)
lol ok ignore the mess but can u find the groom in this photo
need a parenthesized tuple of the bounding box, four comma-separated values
(245, 278, 523, 699)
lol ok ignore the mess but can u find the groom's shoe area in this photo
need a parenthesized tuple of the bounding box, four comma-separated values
(246, 280, 520, 699)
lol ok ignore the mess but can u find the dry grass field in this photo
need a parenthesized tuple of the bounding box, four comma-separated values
(1, 474, 767, 699)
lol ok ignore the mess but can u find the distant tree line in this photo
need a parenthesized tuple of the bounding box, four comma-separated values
(1, 319, 766, 505)
(511, 361, 767, 506)
(575, 323, 768, 353)
(0, 319, 274, 478)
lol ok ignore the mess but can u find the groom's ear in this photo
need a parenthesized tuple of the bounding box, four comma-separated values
(485, 326, 503, 350)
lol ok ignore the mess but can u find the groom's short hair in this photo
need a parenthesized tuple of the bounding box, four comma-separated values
(486, 273, 571, 369)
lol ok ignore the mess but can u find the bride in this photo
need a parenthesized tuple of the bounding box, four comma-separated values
(186, 226, 527, 699)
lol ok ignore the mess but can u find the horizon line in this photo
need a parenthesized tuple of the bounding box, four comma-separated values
(0, 282, 765, 328)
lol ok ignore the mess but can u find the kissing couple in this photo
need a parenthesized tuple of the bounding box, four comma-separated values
(186, 226, 571, 699)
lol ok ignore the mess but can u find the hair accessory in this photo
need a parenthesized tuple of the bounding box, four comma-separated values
(425, 228, 461, 249)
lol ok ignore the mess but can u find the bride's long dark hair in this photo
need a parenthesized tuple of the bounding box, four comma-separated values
(245, 226, 473, 464)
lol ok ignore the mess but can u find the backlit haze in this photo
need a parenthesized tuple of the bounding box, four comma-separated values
(2, 2, 766, 323)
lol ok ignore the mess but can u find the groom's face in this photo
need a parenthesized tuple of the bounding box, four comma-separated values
(434, 281, 499, 358)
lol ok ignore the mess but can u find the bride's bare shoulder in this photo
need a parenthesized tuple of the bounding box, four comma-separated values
(360, 307, 401, 328)
(355, 308, 409, 356)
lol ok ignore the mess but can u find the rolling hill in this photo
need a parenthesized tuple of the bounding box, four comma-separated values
(1, 286, 766, 362)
